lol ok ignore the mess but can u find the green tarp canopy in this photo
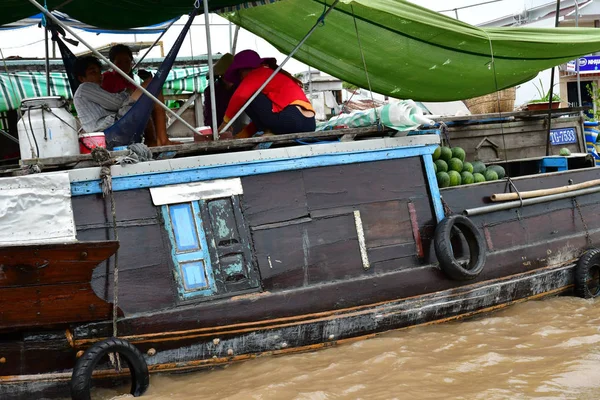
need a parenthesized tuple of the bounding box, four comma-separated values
(224, 0, 600, 101)
(5, 0, 600, 100)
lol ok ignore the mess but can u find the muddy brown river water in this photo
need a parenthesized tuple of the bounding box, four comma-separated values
(91, 296, 600, 400)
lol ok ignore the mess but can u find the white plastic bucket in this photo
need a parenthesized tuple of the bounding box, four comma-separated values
(17, 96, 79, 159)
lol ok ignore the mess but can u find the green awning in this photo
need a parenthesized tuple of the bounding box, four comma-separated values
(5, 1, 600, 101)
(223, 0, 600, 101)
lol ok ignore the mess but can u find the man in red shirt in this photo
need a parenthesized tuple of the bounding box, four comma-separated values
(101, 44, 175, 146)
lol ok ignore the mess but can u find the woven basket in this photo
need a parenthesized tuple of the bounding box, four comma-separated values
(464, 87, 516, 115)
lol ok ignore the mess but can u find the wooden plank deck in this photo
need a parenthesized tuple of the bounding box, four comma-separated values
(19, 126, 397, 168)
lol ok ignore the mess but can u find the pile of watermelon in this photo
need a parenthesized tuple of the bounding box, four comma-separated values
(432, 146, 505, 188)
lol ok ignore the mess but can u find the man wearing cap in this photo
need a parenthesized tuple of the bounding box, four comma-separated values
(98, 44, 175, 146)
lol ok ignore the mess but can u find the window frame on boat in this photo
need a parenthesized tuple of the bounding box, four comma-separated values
(154, 178, 261, 301)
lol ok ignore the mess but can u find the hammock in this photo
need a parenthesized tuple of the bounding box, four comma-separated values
(48, 25, 79, 95)
(103, 9, 198, 147)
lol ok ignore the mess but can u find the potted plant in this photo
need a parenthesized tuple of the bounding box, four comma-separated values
(527, 79, 561, 111)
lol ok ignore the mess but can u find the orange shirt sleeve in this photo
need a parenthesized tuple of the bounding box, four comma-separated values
(223, 68, 269, 123)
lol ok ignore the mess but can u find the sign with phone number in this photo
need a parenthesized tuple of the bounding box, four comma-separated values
(550, 128, 577, 146)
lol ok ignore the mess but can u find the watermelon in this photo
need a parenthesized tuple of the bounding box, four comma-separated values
(435, 159, 448, 173)
(560, 148, 571, 156)
(448, 170, 461, 186)
(487, 165, 505, 179)
(472, 161, 486, 174)
(462, 161, 473, 174)
(484, 169, 499, 181)
(439, 146, 453, 162)
(433, 146, 442, 161)
(437, 171, 450, 188)
(433, 162, 437, 173)
(461, 171, 474, 185)
(451, 147, 466, 162)
(448, 158, 463, 172)
(473, 173, 486, 183)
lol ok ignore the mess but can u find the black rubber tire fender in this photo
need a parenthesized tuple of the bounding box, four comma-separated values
(575, 248, 600, 299)
(434, 214, 486, 281)
(70, 337, 149, 400)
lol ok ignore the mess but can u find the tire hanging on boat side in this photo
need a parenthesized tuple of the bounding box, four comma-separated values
(434, 214, 486, 281)
(574, 249, 600, 299)
(70, 337, 149, 400)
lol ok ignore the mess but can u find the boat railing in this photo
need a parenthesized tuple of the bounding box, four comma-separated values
(17, 124, 433, 171)
(9, 106, 591, 175)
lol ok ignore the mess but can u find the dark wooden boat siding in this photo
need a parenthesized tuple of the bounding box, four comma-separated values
(72, 190, 178, 314)
(245, 157, 435, 291)
(74, 224, 595, 342)
(0, 241, 119, 332)
(440, 167, 600, 255)
(0, 263, 575, 400)
(0, 331, 73, 377)
(70, 156, 437, 316)
(59, 160, 596, 346)
(68, 159, 600, 340)
(6, 157, 600, 393)
(447, 116, 583, 162)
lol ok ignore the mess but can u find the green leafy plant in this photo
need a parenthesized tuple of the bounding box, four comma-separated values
(586, 82, 600, 121)
(529, 78, 561, 104)
(342, 81, 359, 91)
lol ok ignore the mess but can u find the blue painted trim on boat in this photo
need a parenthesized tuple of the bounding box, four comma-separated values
(407, 129, 440, 136)
(71, 144, 438, 196)
(422, 154, 445, 223)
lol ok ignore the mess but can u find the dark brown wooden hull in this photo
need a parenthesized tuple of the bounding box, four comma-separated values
(2, 148, 599, 399)
(0, 262, 576, 400)
(0, 241, 119, 332)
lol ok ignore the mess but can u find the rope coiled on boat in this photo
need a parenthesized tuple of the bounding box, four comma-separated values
(91, 147, 121, 371)
(90, 144, 153, 341)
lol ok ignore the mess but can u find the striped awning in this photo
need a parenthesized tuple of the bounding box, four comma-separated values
(0, 66, 210, 112)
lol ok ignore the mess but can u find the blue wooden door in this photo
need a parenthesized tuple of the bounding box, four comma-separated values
(163, 202, 217, 299)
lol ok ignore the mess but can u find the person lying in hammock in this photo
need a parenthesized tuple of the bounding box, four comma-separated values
(218, 50, 316, 138)
(102, 44, 176, 146)
(73, 55, 173, 147)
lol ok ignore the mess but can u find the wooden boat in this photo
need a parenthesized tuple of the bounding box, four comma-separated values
(4, 1, 600, 399)
(3, 120, 600, 399)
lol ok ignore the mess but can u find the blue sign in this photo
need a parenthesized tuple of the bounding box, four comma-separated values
(550, 128, 577, 146)
(567, 56, 600, 73)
